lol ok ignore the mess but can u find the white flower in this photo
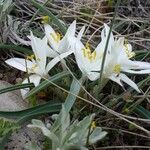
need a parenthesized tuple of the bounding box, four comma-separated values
(44, 20, 77, 57)
(5, 32, 72, 97)
(103, 36, 150, 92)
(73, 24, 114, 81)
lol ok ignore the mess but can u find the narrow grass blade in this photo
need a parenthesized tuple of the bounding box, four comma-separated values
(0, 44, 32, 55)
(17, 102, 62, 123)
(134, 105, 150, 119)
(0, 83, 34, 94)
(0, 101, 61, 121)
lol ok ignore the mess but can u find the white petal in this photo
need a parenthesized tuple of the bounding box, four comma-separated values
(120, 73, 141, 93)
(116, 37, 124, 46)
(101, 23, 114, 45)
(58, 20, 76, 54)
(46, 51, 72, 72)
(42, 36, 58, 58)
(58, 37, 71, 54)
(114, 37, 125, 58)
(87, 72, 100, 81)
(77, 26, 85, 40)
(20, 74, 41, 98)
(44, 24, 58, 50)
(44, 24, 55, 35)
(123, 69, 150, 74)
(20, 78, 30, 99)
(130, 61, 150, 70)
(96, 24, 114, 56)
(29, 32, 47, 74)
(74, 38, 89, 74)
(121, 60, 150, 70)
(65, 20, 76, 37)
(46, 47, 58, 58)
(20, 88, 29, 99)
(5, 58, 34, 72)
(29, 32, 47, 70)
(127, 43, 132, 52)
(109, 74, 123, 87)
(88, 59, 101, 72)
(29, 74, 42, 87)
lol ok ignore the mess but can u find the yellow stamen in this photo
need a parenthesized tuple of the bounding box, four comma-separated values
(26, 54, 35, 61)
(36, 58, 41, 61)
(128, 52, 135, 59)
(26, 54, 40, 62)
(86, 42, 90, 50)
(113, 64, 121, 74)
(124, 39, 135, 59)
(56, 32, 62, 40)
(82, 43, 97, 61)
(41, 16, 49, 24)
(88, 54, 93, 61)
(31, 64, 38, 72)
(50, 32, 61, 43)
(91, 121, 96, 129)
(91, 51, 96, 60)
(82, 48, 86, 57)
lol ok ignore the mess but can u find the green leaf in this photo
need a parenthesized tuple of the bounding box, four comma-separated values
(89, 127, 107, 144)
(31, 0, 67, 34)
(64, 78, 83, 113)
(0, 118, 20, 138)
(0, 83, 34, 94)
(26, 71, 70, 98)
(0, 118, 20, 149)
(0, 44, 32, 55)
(0, 132, 10, 150)
(0, 101, 62, 123)
(134, 105, 150, 119)
(51, 78, 83, 132)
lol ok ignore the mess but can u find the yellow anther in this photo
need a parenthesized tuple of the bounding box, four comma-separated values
(36, 58, 41, 61)
(26, 54, 35, 61)
(113, 64, 121, 74)
(124, 39, 135, 59)
(91, 51, 96, 60)
(50, 32, 61, 43)
(41, 16, 49, 24)
(82, 43, 97, 61)
(88, 54, 93, 61)
(128, 52, 135, 59)
(56, 32, 62, 40)
(31, 64, 38, 72)
(82, 48, 86, 57)
(85, 42, 90, 49)
(91, 121, 96, 129)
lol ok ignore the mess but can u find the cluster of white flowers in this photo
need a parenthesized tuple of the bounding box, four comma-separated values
(5, 20, 150, 97)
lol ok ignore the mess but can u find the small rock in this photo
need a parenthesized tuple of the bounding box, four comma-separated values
(16, 77, 23, 83)
(6, 126, 43, 150)
(0, 80, 28, 111)
(0, 73, 3, 79)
